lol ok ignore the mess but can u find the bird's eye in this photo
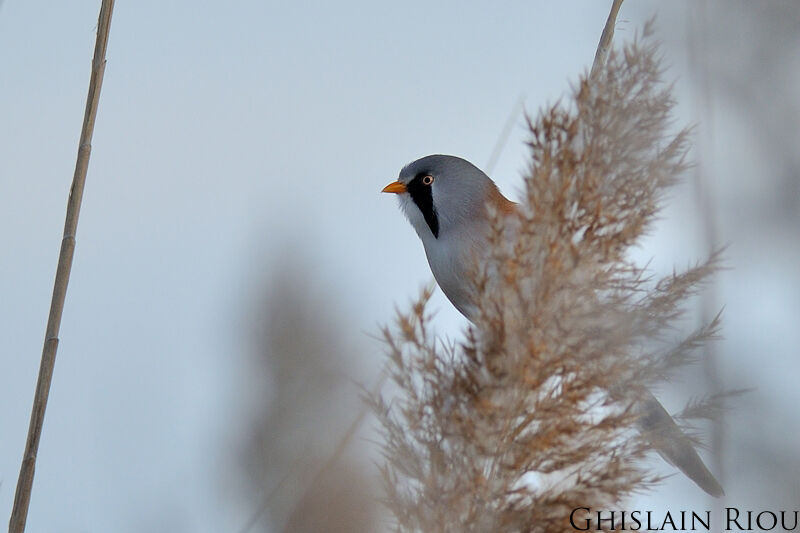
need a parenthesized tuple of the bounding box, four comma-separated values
(422, 175, 434, 186)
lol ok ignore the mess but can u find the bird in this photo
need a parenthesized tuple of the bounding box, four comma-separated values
(382, 153, 724, 497)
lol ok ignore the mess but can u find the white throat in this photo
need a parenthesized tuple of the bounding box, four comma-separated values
(398, 193, 485, 318)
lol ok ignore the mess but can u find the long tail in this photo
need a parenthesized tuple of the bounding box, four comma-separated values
(637, 391, 724, 497)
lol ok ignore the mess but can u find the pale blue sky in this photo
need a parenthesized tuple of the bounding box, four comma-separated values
(1, 1, 798, 531)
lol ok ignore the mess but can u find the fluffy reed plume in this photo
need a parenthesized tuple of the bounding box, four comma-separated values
(371, 26, 721, 532)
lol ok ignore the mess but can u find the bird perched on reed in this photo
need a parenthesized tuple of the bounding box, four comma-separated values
(382, 154, 724, 497)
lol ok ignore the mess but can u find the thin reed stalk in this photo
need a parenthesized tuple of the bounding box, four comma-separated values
(592, 0, 624, 78)
(8, 2, 115, 532)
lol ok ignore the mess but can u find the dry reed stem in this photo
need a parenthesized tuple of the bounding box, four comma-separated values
(486, 95, 525, 175)
(8, 2, 115, 531)
(489, 0, 624, 174)
(592, 0, 625, 78)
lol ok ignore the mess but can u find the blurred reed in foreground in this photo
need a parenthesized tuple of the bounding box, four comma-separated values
(370, 26, 723, 532)
(239, 259, 380, 532)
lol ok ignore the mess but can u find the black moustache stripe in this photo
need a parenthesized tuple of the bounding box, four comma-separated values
(407, 173, 439, 238)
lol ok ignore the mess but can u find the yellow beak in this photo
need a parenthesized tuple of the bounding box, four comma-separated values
(381, 180, 407, 194)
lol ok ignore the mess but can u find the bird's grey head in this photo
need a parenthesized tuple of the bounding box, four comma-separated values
(388, 154, 494, 240)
